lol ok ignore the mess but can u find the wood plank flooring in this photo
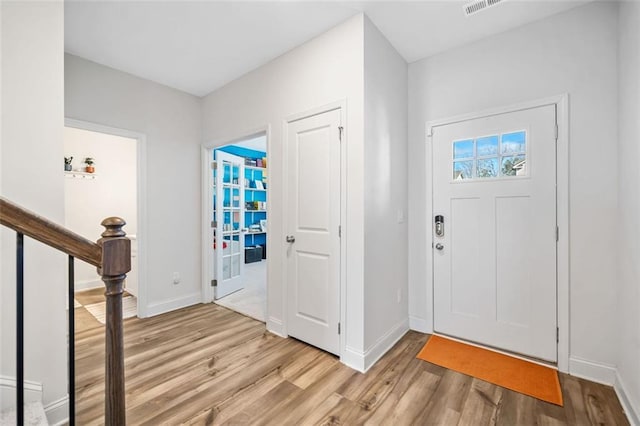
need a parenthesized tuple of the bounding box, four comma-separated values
(74, 301, 630, 425)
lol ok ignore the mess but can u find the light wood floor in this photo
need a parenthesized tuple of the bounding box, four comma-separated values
(74, 301, 629, 425)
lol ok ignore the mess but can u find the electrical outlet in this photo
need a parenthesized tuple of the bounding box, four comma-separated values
(173, 272, 180, 285)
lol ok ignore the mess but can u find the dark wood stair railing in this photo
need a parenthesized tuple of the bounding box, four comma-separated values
(0, 196, 130, 425)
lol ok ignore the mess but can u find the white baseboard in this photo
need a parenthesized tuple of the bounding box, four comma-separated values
(615, 372, 640, 426)
(364, 319, 410, 371)
(146, 292, 201, 317)
(342, 345, 366, 373)
(44, 396, 68, 426)
(341, 318, 410, 373)
(409, 315, 430, 333)
(0, 376, 43, 410)
(74, 278, 102, 292)
(569, 356, 617, 385)
(266, 316, 285, 337)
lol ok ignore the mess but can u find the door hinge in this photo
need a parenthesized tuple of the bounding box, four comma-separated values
(338, 126, 344, 142)
(554, 124, 559, 141)
(338, 225, 341, 238)
(556, 226, 559, 242)
(211, 279, 217, 287)
(557, 327, 559, 343)
(338, 322, 341, 335)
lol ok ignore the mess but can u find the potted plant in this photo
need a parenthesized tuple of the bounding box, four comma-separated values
(64, 156, 73, 171)
(84, 157, 95, 173)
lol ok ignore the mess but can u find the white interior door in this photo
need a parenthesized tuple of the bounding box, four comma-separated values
(214, 152, 245, 299)
(432, 105, 557, 362)
(286, 108, 341, 355)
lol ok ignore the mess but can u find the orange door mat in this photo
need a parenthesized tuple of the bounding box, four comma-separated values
(417, 335, 563, 406)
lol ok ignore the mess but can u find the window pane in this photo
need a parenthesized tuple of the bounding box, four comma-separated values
(501, 131, 526, 154)
(453, 140, 474, 159)
(476, 135, 498, 156)
(477, 158, 498, 178)
(453, 161, 473, 180)
(501, 155, 526, 176)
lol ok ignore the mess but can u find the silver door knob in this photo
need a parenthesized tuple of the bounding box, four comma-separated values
(286, 235, 296, 243)
(435, 243, 444, 250)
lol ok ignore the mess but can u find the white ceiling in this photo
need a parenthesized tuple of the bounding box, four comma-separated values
(65, 1, 590, 97)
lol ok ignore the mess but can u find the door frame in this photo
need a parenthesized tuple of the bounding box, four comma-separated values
(201, 126, 271, 306)
(64, 118, 149, 317)
(425, 94, 569, 372)
(282, 100, 347, 359)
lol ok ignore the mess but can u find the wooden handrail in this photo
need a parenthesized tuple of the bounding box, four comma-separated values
(0, 197, 102, 267)
(1, 196, 130, 425)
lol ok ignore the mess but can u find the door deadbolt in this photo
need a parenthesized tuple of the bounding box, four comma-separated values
(435, 215, 445, 238)
(286, 235, 295, 243)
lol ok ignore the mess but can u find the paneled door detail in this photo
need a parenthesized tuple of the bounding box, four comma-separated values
(286, 108, 341, 355)
(214, 151, 245, 299)
(432, 105, 557, 362)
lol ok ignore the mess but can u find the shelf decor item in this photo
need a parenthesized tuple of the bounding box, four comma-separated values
(64, 156, 73, 171)
(84, 157, 95, 173)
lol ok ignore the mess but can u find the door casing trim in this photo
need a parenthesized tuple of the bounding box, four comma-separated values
(425, 94, 569, 372)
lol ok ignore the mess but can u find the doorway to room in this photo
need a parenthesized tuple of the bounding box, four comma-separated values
(64, 122, 144, 323)
(206, 133, 268, 322)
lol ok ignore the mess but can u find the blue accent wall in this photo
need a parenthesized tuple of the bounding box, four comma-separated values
(215, 145, 266, 160)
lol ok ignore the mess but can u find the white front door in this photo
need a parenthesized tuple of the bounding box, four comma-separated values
(432, 105, 557, 362)
(214, 152, 245, 299)
(286, 108, 341, 355)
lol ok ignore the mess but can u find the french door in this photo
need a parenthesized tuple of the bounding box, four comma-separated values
(213, 152, 245, 299)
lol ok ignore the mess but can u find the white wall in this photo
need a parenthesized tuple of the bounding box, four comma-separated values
(616, 1, 640, 423)
(408, 2, 619, 371)
(65, 54, 202, 315)
(0, 1, 68, 422)
(362, 17, 409, 366)
(202, 15, 368, 365)
(64, 126, 137, 288)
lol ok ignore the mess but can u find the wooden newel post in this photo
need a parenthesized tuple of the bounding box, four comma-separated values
(98, 217, 131, 426)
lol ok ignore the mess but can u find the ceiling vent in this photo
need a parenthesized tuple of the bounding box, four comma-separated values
(463, 0, 505, 17)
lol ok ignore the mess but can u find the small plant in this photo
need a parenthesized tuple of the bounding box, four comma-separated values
(84, 157, 95, 173)
(64, 156, 73, 171)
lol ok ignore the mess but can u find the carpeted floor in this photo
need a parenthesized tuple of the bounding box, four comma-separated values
(214, 260, 266, 322)
(0, 401, 48, 425)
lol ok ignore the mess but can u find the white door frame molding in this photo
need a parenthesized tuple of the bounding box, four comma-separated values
(425, 94, 569, 372)
(64, 118, 149, 317)
(200, 126, 271, 307)
(283, 99, 347, 360)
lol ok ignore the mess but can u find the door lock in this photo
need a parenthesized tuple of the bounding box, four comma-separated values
(434, 215, 445, 238)
(286, 235, 296, 243)
(435, 243, 444, 251)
